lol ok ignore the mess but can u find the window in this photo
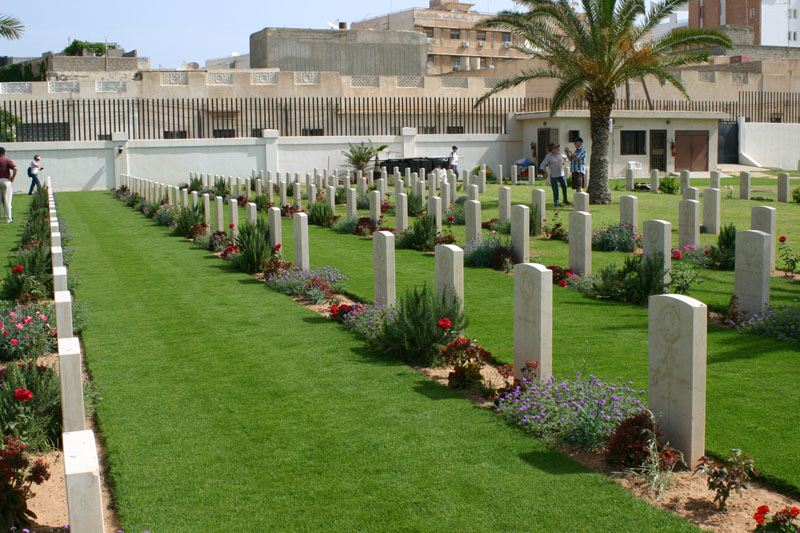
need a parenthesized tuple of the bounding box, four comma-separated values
(164, 130, 187, 139)
(477, 31, 487, 41)
(17, 122, 70, 142)
(501, 33, 512, 43)
(450, 57, 462, 70)
(419, 126, 437, 134)
(424, 27, 434, 38)
(750, 8, 756, 18)
(446, 125, 465, 134)
(568, 130, 581, 142)
(96, 134, 112, 141)
(212, 128, 236, 138)
(620, 131, 646, 155)
(301, 128, 324, 136)
(450, 29, 461, 39)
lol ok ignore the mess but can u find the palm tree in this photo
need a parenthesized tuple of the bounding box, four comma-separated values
(476, 0, 731, 204)
(342, 140, 389, 172)
(0, 14, 24, 40)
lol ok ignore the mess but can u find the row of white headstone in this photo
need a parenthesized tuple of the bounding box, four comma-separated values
(47, 180, 105, 532)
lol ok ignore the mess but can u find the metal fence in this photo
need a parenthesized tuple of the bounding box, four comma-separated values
(2, 92, 800, 142)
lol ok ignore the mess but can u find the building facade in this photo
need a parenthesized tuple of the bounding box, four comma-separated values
(688, 0, 800, 47)
(351, 0, 528, 75)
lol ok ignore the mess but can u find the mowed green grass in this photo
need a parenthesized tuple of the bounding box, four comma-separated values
(56, 191, 697, 532)
(266, 177, 800, 495)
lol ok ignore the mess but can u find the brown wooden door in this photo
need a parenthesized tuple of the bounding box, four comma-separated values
(675, 130, 709, 172)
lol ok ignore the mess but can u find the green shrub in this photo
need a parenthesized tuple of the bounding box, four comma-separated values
(407, 191, 424, 217)
(592, 223, 641, 252)
(397, 214, 437, 252)
(530, 203, 542, 236)
(19, 212, 49, 247)
(356, 193, 370, 210)
(2, 244, 52, 302)
(213, 177, 230, 198)
(792, 185, 800, 203)
(172, 204, 205, 238)
(229, 219, 271, 274)
(0, 362, 63, 451)
(188, 176, 204, 192)
(707, 224, 736, 270)
(0, 303, 57, 362)
(308, 200, 334, 227)
(335, 186, 348, 204)
(125, 192, 143, 208)
(575, 254, 667, 306)
(490, 219, 511, 235)
(376, 285, 467, 366)
(332, 216, 360, 235)
(464, 234, 513, 270)
(154, 204, 178, 227)
(444, 204, 465, 225)
(254, 193, 273, 212)
(28, 186, 49, 212)
(658, 176, 680, 194)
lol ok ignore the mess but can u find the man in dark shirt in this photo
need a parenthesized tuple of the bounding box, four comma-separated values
(0, 147, 18, 223)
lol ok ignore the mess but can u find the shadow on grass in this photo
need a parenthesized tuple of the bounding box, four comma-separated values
(518, 450, 592, 475)
(707, 326, 796, 363)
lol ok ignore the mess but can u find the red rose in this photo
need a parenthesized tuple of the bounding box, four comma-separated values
(448, 216, 455, 222)
(779, 235, 787, 243)
(274, 243, 282, 251)
(790, 507, 800, 517)
(14, 388, 33, 401)
(672, 252, 682, 260)
(437, 318, 451, 331)
(11, 264, 23, 274)
(704, 249, 710, 255)
(753, 512, 765, 526)
(757, 505, 770, 515)
(229, 223, 235, 229)
(558, 280, 567, 287)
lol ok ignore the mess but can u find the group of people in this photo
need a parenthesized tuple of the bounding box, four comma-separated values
(538, 138, 586, 207)
(0, 148, 44, 223)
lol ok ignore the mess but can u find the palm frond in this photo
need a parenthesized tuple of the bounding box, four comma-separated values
(0, 14, 24, 40)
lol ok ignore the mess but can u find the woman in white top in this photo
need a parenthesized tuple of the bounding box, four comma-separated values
(538, 144, 570, 207)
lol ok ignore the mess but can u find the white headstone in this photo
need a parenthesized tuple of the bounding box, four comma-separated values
(683, 186, 699, 201)
(777, 172, 790, 203)
(467, 184, 479, 201)
(202, 193, 211, 227)
(702, 188, 721, 235)
(64, 430, 105, 533)
(358, 176, 367, 195)
(435, 244, 464, 312)
(268, 207, 282, 250)
(294, 180, 302, 208)
(55, 290, 73, 339)
(428, 196, 442, 234)
(709, 171, 721, 189)
(648, 294, 707, 466)
(511, 205, 530, 265)
(625, 168, 635, 191)
(498, 187, 511, 221)
(573, 191, 589, 212)
(279, 180, 288, 206)
(465, 200, 482, 244)
(58, 337, 85, 433)
(514, 263, 552, 381)
(228, 198, 239, 240)
(643, 219, 672, 284)
(511, 164, 518, 186)
(650, 169, 660, 193)
(739, 171, 751, 200)
(497, 164, 504, 185)
(396, 193, 408, 231)
(373, 231, 396, 307)
(532, 189, 546, 234)
(246, 202, 257, 224)
(327, 185, 336, 213)
(568, 211, 592, 276)
(620, 195, 638, 229)
(346, 187, 357, 219)
(734, 230, 770, 315)
(680, 170, 690, 193)
(678, 199, 700, 249)
(191, 190, 198, 209)
(751, 206, 777, 271)
(478, 169, 487, 193)
(215, 196, 224, 233)
(441, 179, 451, 215)
(293, 212, 310, 271)
(369, 190, 381, 225)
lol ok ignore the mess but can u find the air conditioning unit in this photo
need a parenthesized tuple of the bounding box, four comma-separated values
(462, 41, 470, 48)
(427, 38, 434, 44)
(477, 40, 486, 47)
(503, 41, 512, 48)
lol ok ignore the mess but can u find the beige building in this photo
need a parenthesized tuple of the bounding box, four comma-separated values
(351, 0, 528, 75)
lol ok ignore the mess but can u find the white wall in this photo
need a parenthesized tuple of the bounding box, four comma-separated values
(0, 142, 114, 193)
(738, 119, 800, 169)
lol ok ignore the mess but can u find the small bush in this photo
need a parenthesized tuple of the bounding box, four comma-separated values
(659, 176, 680, 194)
(544, 211, 568, 241)
(356, 193, 370, 210)
(530, 203, 542, 236)
(3, 243, 52, 302)
(172, 204, 205, 238)
(254, 193, 274, 213)
(464, 234, 513, 270)
(376, 285, 467, 366)
(706, 223, 736, 270)
(407, 191, 424, 217)
(592, 223, 641, 252)
(229, 218, 271, 274)
(188, 176, 204, 192)
(695, 449, 759, 511)
(606, 411, 661, 469)
(154, 204, 178, 226)
(444, 204, 465, 225)
(0, 304, 57, 362)
(0, 362, 63, 451)
(397, 215, 437, 252)
(125, 192, 142, 208)
(440, 336, 494, 391)
(342, 303, 398, 342)
(727, 303, 800, 344)
(331, 216, 360, 235)
(266, 265, 348, 303)
(792, 185, 800, 203)
(0, 436, 51, 530)
(308, 200, 334, 227)
(488, 219, 511, 235)
(19, 211, 49, 247)
(213, 177, 231, 198)
(573, 254, 667, 306)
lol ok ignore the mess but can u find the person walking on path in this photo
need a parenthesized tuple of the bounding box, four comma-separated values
(448, 146, 459, 175)
(28, 154, 42, 194)
(539, 143, 570, 207)
(565, 137, 587, 193)
(0, 147, 17, 223)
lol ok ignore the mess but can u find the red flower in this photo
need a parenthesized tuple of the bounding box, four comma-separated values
(779, 235, 787, 243)
(10, 339, 17, 346)
(14, 388, 33, 401)
(11, 264, 23, 273)
(273, 243, 282, 251)
(558, 280, 568, 287)
(437, 318, 452, 331)
(753, 512, 766, 526)
(790, 507, 800, 517)
(448, 216, 455, 222)
(165, 196, 170, 202)
(704, 249, 710, 255)
(757, 505, 770, 515)
(229, 223, 235, 229)
(672, 252, 682, 260)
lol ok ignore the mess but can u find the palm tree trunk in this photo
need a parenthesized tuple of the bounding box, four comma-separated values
(587, 97, 614, 204)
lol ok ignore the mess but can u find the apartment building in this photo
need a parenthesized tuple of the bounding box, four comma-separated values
(351, 0, 528, 74)
(688, 0, 800, 47)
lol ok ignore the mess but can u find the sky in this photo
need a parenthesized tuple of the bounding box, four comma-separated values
(1, 0, 523, 69)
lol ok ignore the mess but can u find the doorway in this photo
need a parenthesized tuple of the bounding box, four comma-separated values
(649, 129, 667, 172)
(674, 130, 709, 172)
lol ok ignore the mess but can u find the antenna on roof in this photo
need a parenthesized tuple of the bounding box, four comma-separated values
(326, 19, 340, 30)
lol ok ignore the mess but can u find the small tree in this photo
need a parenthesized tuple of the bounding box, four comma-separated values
(342, 140, 388, 172)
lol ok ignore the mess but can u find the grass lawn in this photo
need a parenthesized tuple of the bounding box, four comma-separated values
(0, 193, 32, 254)
(258, 179, 800, 496)
(55, 191, 698, 532)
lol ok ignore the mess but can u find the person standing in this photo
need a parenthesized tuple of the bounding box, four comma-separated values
(0, 147, 17, 223)
(448, 145, 459, 175)
(565, 137, 587, 193)
(539, 143, 570, 207)
(28, 154, 42, 194)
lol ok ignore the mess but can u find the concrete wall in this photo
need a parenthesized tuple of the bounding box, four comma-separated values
(0, 127, 522, 192)
(738, 118, 800, 168)
(250, 28, 428, 77)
